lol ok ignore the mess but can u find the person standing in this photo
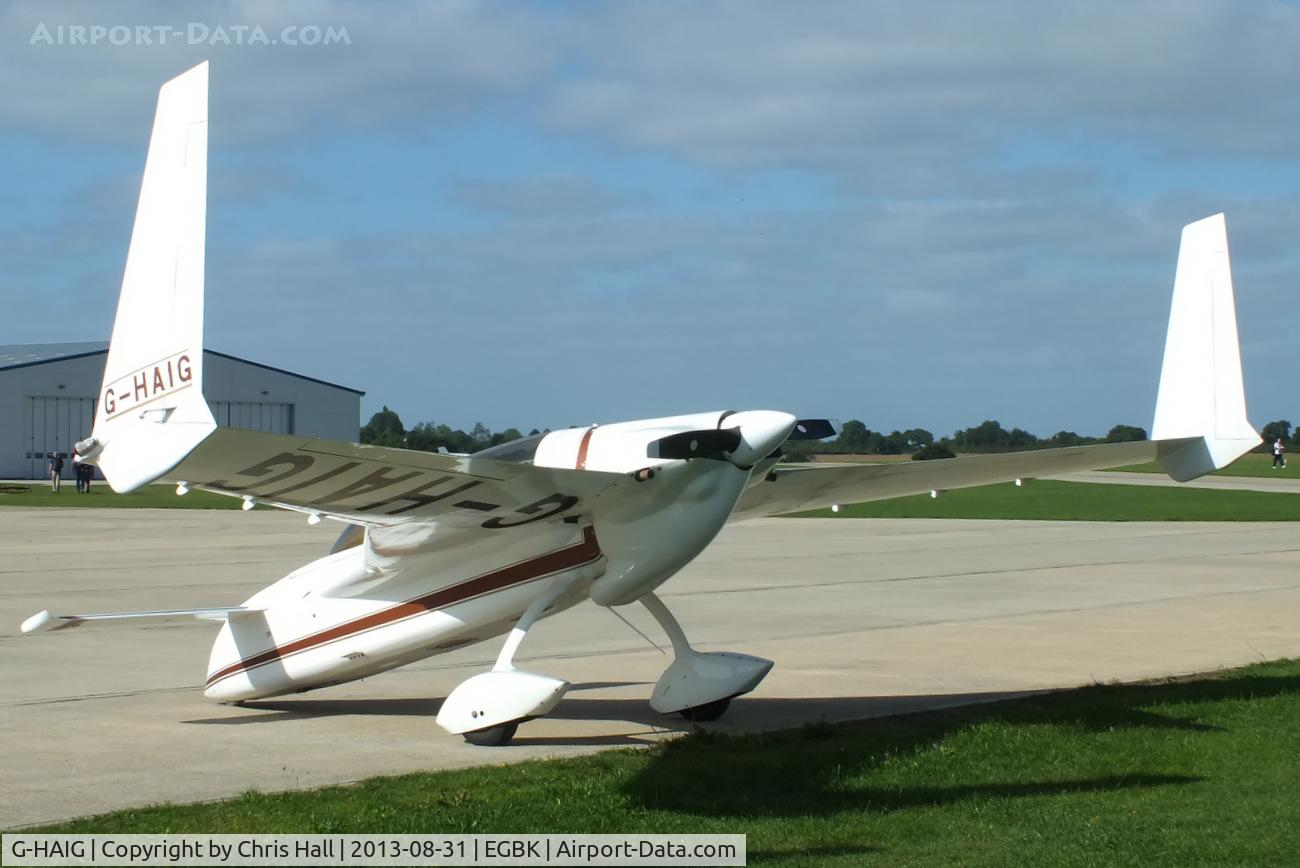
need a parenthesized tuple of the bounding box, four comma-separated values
(1273, 437, 1286, 469)
(72, 447, 92, 493)
(79, 460, 95, 493)
(48, 451, 64, 492)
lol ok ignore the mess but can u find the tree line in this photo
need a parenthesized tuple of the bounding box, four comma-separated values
(361, 406, 1297, 462)
(779, 419, 1149, 461)
(360, 406, 531, 454)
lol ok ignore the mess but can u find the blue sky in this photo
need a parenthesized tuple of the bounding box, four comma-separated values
(3, 1, 1299, 438)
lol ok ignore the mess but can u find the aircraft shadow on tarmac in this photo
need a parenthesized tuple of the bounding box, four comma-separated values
(180, 674, 1239, 750)
(182, 684, 1021, 731)
(178, 670, 1294, 753)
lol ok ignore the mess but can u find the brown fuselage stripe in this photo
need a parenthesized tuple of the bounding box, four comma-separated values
(575, 426, 595, 470)
(206, 526, 601, 687)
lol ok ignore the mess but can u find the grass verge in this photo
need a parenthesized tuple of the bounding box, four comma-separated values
(1114, 452, 1289, 478)
(21, 659, 1300, 866)
(5, 477, 1298, 523)
(0, 484, 243, 509)
(796, 479, 1300, 521)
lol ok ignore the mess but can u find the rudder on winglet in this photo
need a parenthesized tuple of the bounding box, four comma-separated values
(83, 62, 217, 492)
(1152, 213, 1260, 481)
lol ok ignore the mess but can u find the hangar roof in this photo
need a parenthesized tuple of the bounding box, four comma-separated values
(0, 341, 106, 369)
(0, 342, 365, 395)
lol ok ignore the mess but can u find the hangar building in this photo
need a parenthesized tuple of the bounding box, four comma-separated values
(0, 342, 364, 480)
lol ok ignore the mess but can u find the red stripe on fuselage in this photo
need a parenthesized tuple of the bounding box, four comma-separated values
(205, 526, 601, 688)
(576, 426, 595, 470)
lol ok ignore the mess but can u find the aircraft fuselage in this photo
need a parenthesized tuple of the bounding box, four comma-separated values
(203, 410, 794, 700)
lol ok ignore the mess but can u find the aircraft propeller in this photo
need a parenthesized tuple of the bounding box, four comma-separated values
(647, 428, 743, 460)
(646, 418, 836, 464)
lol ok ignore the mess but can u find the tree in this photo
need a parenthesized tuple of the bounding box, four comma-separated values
(360, 406, 405, 447)
(405, 421, 453, 453)
(1262, 420, 1292, 444)
(780, 441, 818, 462)
(363, 412, 535, 454)
(1105, 424, 1147, 443)
(950, 420, 1012, 452)
(834, 420, 872, 454)
(877, 432, 905, 455)
(901, 428, 934, 450)
(912, 443, 955, 461)
(1007, 427, 1041, 450)
(1047, 430, 1092, 447)
(490, 427, 525, 447)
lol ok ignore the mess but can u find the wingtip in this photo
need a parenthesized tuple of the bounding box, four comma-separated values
(21, 610, 57, 634)
(159, 59, 209, 95)
(1178, 213, 1228, 256)
(1182, 211, 1226, 234)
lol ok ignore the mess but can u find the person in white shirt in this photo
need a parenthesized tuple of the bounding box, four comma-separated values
(1272, 437, 1286, 469)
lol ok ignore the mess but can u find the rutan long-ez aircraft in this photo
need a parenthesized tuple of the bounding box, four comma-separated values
(21, 63, 1260, 745)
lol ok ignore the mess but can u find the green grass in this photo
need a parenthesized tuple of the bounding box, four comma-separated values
(1115, 452, 1288, 478)
(22, 659, 1300, 866)
(797, 479, 1300, 521)
(6, 477, 1297, 523)
(0, 483, 243, 509)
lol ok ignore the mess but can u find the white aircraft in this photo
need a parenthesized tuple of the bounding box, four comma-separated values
(21, 63, 1260, 745)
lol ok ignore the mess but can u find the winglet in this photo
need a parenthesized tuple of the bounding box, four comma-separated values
(87, 61, 217, 492)
(1152, 213, 1260, 481)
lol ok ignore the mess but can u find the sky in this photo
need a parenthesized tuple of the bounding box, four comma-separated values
(3, 0, 1299, 439)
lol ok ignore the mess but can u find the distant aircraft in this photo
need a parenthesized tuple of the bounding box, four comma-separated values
(20, 63, 1260, 745)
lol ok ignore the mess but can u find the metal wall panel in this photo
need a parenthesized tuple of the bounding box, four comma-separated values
(208, 401, 295, 435)
(25, 397, 95, 478)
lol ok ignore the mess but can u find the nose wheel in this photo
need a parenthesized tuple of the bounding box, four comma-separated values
(679, 697, 731, 722)
(436, 574, 580, 747)
(462, 721, 520, 747)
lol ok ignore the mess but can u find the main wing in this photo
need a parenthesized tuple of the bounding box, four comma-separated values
(733, 438, 1182, 520)
(170, 427, 625, 532)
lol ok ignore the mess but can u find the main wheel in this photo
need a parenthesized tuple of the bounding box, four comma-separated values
(679, 697, 731, 722)
(462, 721, 519, 746)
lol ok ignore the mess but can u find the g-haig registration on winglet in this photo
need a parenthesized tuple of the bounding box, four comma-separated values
(20, 63, 1261, 745)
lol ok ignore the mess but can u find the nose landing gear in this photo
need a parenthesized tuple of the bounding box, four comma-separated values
(638, 592, 772, 722)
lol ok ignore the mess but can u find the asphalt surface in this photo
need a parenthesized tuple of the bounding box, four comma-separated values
(3, 505, 1300, 827)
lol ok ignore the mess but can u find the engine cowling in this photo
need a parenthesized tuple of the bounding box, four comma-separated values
(533, 410, 796, 474)
(531, 410, 798, 606)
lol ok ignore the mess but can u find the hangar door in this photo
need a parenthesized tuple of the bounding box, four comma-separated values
(26, 396, 96, 478)
(22, 398, 294, 478)
(208, 401, 295, 435)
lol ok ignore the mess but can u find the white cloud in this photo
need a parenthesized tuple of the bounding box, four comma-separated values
(453, 175, 652, 220)
(4, 1, 1300, 434)
(0, 0, 562, 142)
(544, 1, 1300, 169)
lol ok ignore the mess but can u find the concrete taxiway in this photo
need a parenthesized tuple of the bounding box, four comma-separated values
(3, 506, 1300, 827)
